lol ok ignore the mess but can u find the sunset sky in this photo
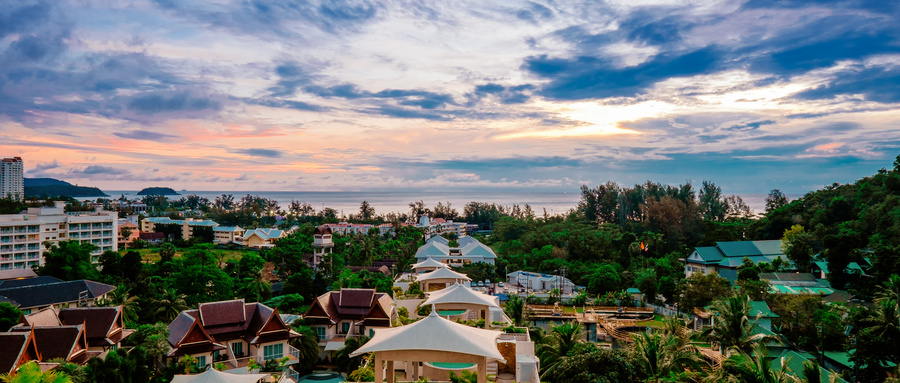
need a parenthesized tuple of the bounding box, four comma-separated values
(1, 0, 899, 194)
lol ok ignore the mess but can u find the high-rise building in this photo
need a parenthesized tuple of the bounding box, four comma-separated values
(0, 157, 24, 201)
(0, 201, 118, 270)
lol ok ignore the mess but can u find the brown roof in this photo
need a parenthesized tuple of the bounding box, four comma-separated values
(167, 312, 200, 346)
(199, 300, 246, 327)
(0, 332, 34, 374)
(339, 289, 375, 308)
(304, 289, 393, 324)
(58, 307, 120, 340)
(23, 307, 61, 327)
(314, 226, 332, 235)
(10, 326, 87, 363)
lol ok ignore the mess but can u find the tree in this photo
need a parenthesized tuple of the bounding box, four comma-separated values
(765, 189, 789, 213)
(335, 335, 370, 374)
(154, 289, 188, 323)
(699, 180, 727, 221)
(715, 344, 794, 383)
(159, 243, 177, 262)
(536, 322, 585, 378)
(36, 241, 99, 281)
(359, 200, 375, 220)
(587, 264, 622, 295)
(290, 326, 321, 374)
(504, 294, 526, 326)
(702, 296, 779, 356)
(541, 344, 644, 383)
(239, 272, 272, 302)
(0, 302, 22, 332)
(679, 272, 732, 310)
(631, 329, 704, 383)
(782, 225, 815, 273)
(0, 361, 72, 383)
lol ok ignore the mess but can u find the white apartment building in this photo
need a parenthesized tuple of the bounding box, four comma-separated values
(0, 201, 117, 270)
(0, 157, 24, 201)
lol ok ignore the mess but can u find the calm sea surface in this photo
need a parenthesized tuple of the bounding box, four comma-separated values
(93, 190, 784, 216)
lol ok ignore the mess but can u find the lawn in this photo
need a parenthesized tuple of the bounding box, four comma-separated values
(132, 246, 252, 262)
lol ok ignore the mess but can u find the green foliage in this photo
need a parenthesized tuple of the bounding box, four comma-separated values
(264, 294, 305, 314)
(0, 302, 22, 332)
(541, 343, 645, 383)
(587, 264, 621, 295)
(448, 370, 478, 383)
(0, 361, 73, 383)
(335, 336, 370, 374)
(678, 272, 732, 310)
(331, 269, 393, 293)
(37, 240, 99, 281)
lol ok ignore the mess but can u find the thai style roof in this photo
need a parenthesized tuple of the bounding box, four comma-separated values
(303, 289, 393, 326)
(0, 332, 38, 374)
(9, 325, 90, 363)
(416, 267, 471, 282)
(166, 299, 299, 353)
(411, 258, 446, 270)
(22, 307, 61, 327)
(58, 306, 133, 347)
(423, 283, 499, 308)
(351, 309, 504, 360)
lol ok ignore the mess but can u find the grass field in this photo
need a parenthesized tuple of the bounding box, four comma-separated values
(133, 247, 252, 262)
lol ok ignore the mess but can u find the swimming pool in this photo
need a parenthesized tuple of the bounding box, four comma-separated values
(296, 372, 345, 383)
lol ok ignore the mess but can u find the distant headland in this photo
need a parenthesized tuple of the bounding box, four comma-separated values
(24, 178, 107, 197)
(137, 187, 180, 196)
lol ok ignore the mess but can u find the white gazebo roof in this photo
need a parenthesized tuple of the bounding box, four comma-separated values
(416, 266, 471, 282)
(411, 258, 446, 270)
(423, 283, 499, 308)
(350, 309, 504, 360)
(170, 368, 268, 383)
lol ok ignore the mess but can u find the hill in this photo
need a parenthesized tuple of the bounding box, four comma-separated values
(24, 178, 107, 197)
(137, 187, 179, 196)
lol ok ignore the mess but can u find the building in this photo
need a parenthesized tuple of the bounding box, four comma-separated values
(415, 215, 468, 239)
(0, 276, 116, 315)
(322, 222, 395, 236)
(506, 270, 576, 294)
(683, 240, 787, 282)
(213, 226, 244, 245)
(303, 289, 395, 356)
(414, 236, 497, 266)
(1, 201, 117, 269)
(117, 221, 139, 249)
(0, 157, 23, 201)
(4, 326, 98, 369)
(141, 217, 218, 241)
(15, 305, 133, 356)
(165, 299, 301, 370)
(311, 226, 334, 270)
(243, 227, 296, 249)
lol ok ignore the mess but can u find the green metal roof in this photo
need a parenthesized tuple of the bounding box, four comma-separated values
(814, 261, 829, 274)
(626, 288, 641, 294)
(773, 350, 849, 383)
(749, 301, 779, 318)
(717, 241, 764, 257)
(694, 247, 724, 262)
(754, 240, 785, 256)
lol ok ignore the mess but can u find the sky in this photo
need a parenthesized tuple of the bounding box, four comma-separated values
(1, 0, 899, 196)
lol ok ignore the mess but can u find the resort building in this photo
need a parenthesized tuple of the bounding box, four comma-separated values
(416, 266, 472, 292)
(422, 283, 512, 328)
(141, 217, 218, 241)
(0, 276, 117, 315)
(311, 226, 334, 270)
(213, 226, 244, 245)
(506, 270, 576, 294)
(13, 305, 133, 358)
(117, 221, 139, 249)
(243, 227, 296, 248)
(414, 236, 497, 266)
(303, 289, 394, 356)
(1, 201, 117, 269)
(4, 326, 97, 369)
(0, 331, 40, 374)
(411, 257, 446, 273)
(351, 309, 539, 383)
(321, 222, 395, 236)
(415, 215, 468, 239)
(165, 299, 301, 371)
(683, 240, 788, 282)
(0, 157, 23, 201)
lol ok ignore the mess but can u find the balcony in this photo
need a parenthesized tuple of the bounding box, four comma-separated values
(218, 344, 301, 371)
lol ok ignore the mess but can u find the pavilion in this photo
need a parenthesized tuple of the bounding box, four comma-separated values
(416, 266, 471, 292)
(422, 283, 510, 328)
(351, 308, 504, 383)
(170, 368, 268, 383)
(410, 257, 446, 273)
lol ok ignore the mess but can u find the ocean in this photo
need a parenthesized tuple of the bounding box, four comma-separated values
(91, 190, 783, 217)
(98, 190, 584, 217)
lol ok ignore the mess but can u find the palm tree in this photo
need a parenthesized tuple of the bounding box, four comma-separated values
(239, 272, 272, 303)
(504, 294, 526, 326)
(536, 321, 585, 378)
(632, 330, 706, 382)
(711, 344, 793, 383)
(335, 335, 371, 374)
(702, 296, 779, 356)
(866, 298, 900, 358)
(0, 361, 72, 383)
(155, 289, 188, 323)
(98, 285, 139, 323)
(290, 326, 321, 373)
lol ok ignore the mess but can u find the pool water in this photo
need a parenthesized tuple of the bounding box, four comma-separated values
(426, 362, 476, 370)
(296, 372, 345, 383)
(437, 310, 467, 316)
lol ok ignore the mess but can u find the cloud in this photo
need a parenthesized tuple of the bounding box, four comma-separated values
(795, 64, 900, 103)
(127, 92, 222, 115)
(74, 165, 129, 175)
(113, 130, 179, 141)
(31, 160, 61, 173)
(233, 148, 283, 158)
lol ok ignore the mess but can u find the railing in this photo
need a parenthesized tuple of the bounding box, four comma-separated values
(288, 344, 300, 359)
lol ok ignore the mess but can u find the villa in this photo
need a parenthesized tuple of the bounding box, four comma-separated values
(414, 236, 497, 266)
(165, 299, 301, 371)
(683, 240, 788, 282)
(17, 306, 134, 355)
(303, 288, 395, 357)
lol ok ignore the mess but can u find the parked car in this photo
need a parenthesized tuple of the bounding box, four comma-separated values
(498, 282, 504, 288)
(477, 281, 484, 287)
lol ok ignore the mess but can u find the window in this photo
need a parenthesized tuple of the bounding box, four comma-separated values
(263, 343, 284, 360)
(213, 350, 220, 361)
(196, 356, 206, 368)
(341, 322, 350, 334)
(315, 327, 326, 341)
(232, 342, 243, 356)
(369, 329, 375, 337)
